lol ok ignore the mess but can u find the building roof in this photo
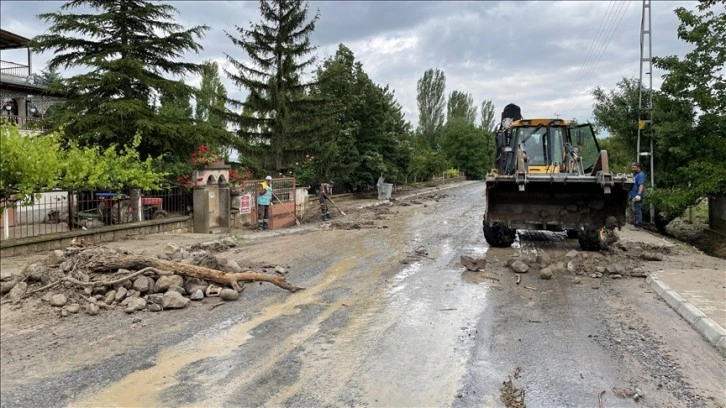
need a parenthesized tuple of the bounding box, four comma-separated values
(0, 76, 65, 97)
(0, 29, 32, 50)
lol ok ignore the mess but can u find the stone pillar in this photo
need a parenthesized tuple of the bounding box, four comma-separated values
(13, 97, 26, 128)
(218, 181, 230, 231)
(190, 163, 230, 233)
(193, 186, 209, 233)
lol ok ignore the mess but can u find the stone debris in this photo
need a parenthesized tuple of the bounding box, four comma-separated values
(510, 260, 529, 274)
(641, 252, 664, 261)
(162, 291, 189, 309)
(503, 240, 673, 285)
(50, 294, 68, 307)
(66, 303, 80, 314)
(219, 288, 240, 301)
(460, 254, 487, 271)
(0, 239, 292, 319)
(6, 282, 28, 300)
(85, 303, 100, 316)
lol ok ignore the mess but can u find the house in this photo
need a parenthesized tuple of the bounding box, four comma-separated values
(0, 28, 65, 130)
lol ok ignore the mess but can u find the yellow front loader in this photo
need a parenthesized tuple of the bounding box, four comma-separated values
(483, 104, 633, 251)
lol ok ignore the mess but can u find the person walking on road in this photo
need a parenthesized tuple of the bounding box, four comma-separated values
(630, 162, 646, 230)
(257, 175, 273, 230)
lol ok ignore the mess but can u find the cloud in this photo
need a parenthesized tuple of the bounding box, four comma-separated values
(1, 0, 697, 128)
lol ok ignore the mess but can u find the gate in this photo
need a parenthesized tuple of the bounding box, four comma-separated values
(234, 177, 297, 229)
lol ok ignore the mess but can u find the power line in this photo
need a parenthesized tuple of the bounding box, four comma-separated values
(556, 1, 618, 115)
(560, 1, 631, 117)
(558, 1, 632, 117)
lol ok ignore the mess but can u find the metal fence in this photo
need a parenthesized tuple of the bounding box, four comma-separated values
(1, 186, 192, 241)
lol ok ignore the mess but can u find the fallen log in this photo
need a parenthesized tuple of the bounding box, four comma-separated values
(87, 254, 304, 293)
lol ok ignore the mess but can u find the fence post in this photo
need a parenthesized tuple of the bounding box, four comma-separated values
(130, 189, 142, 222)
(68, 190, 74, 231)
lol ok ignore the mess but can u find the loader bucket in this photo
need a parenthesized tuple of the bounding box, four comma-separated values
(484, 173, 632, 233)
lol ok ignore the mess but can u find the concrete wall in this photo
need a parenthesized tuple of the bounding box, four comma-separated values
(0, 216, 192, 258)
(709, 195, 726, 234)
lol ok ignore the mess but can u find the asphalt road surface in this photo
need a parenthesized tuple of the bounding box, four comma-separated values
(1, 182, 723, 408)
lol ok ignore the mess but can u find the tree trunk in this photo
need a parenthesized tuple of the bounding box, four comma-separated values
(87, 255, 303, 293)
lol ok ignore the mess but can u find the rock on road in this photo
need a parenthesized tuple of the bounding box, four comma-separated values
(0, 181, 724, 408)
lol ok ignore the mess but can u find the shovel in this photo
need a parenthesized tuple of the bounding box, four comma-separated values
(323, 192, 347, 216)
(271, 192, 302, 226)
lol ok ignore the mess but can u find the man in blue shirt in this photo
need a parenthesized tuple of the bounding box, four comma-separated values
(257, 175, 273, 230)
(630, 162, 646, 230)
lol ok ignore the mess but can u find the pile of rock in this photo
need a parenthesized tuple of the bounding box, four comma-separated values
(505, 245, 667, 281)
(1, 238, 289, 318)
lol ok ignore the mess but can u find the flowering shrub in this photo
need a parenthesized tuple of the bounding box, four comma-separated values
(176, 174, 204, 190)
(190, 144, 220, 168)
(290, 154, 317, 187)
(229, 168, 252, 188)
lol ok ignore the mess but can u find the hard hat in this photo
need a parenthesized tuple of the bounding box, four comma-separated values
(266, 176, 272, 181)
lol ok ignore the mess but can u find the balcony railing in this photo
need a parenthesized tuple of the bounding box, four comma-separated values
(0, 60, 30, 78)
(0, 115, 45, 131)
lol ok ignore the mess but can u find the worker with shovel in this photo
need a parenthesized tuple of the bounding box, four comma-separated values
(319, 182, 334, 221)
(257, 176, 273, 230)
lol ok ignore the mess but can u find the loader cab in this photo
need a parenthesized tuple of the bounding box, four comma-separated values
(511, 119, 570, 173)
(495, 119, 601, 175)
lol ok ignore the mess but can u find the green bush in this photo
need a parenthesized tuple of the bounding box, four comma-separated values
(1, 122, 164, 213)
(445, 168, 460, 178)
(1, 122, 63, 205)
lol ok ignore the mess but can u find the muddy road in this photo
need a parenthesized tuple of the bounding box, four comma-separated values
(1, 181, 724, 407)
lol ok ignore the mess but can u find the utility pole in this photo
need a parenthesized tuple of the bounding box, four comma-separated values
(637, 0, 655, 223)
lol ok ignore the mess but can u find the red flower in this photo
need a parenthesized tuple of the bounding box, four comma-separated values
(190, 144, 220, 168)
(229, 168, 252, 188)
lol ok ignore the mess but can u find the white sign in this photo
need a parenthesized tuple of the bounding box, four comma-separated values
(240, 194, 251, 214)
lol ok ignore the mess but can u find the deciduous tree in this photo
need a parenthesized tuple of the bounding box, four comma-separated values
(446, 90, 476, 124)
(416, 68, 446, 149)
(648, 0, 726, 226)
(311, 44, 413, 189)
(440, 118, 490, 180)
(480, 100, 496, 133)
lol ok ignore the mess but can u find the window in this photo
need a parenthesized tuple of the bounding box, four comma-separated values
(571, 125, 600, 171)
(517, 126, 548, 165)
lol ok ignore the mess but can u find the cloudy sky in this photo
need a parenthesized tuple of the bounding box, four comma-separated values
(1, 0, 697, 129)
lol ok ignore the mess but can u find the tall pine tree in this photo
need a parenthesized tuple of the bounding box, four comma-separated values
(224, 0, 320, 172)
(195, 61, 228, 131)
(31, 0, 211, 159)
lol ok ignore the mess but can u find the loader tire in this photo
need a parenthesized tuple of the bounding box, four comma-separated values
(483, 221, 516, 248)
(578, 228, 604, 251)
